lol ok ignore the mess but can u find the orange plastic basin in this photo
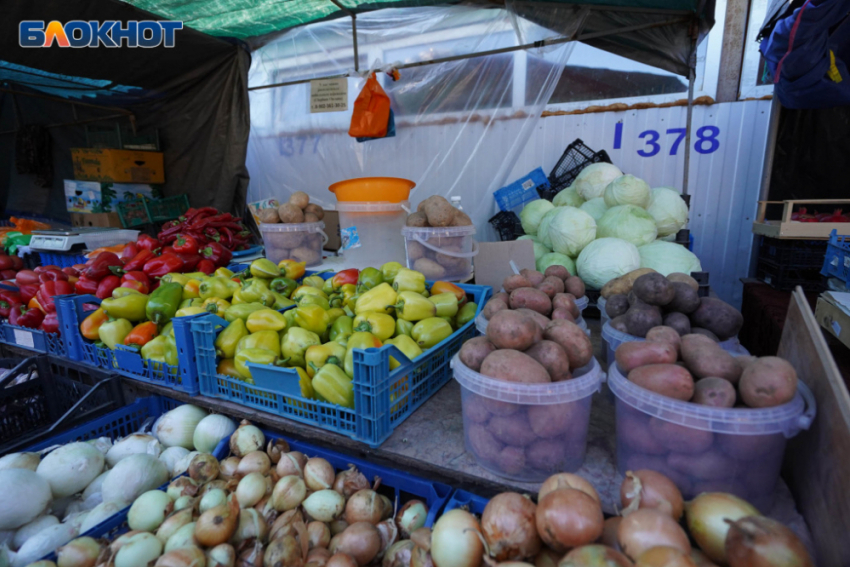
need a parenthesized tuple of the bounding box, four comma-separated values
(329, 177, 415, 203)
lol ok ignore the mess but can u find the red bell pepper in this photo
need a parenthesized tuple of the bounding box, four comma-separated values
(120, 242, 140, 262)
(74, 276, 100, 296)
(40, 312, 60, 334)
(121, 280, 150, 294)
(175, 252, 201, 273)
(0, 256, 14, 271)
(143, 253, 184, 278)
(96, 275, 122, 300)
(0, 289, 22, 303)
(38, 269, 69, 283)
(35, 265, 60, 273)
(160, 246, 175, 256)
(122, 271, 151, 288)
(332, 268, 360, 289)
(15, 270, 39, 287)
(197, 259, 216, 275)
(37, 280, 75, 313)
(0, 270, 16, 280)
(10, 257, 23, 271)
(173, 234, 199, 255)
(201, 242, 233, 268)
(0, 298, 21, 319)
(123, 249, 155, 272)
(137, 234, 162, 253)
(62, 266, 80, 278)
(11, 306, 44, 329)
(19, 284, 38, 305)
(83, 252, 123, 281)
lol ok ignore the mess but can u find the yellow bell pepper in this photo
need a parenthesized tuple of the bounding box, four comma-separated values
(326, 307, 346, 325)
(353, 311, 395, 341)
(217, 358, 242, 379)
(162, 273, 191, 287)
(295, 367, 315, 400)
(293, 305, 330, 335)
(394, 291, 437, 321)
(354, 283, 397, 316)
(182, 279, 201, 300)
(271, 291, 296, 310)
(429, 293, 459, 318)
(175, 306, 207, 318)
(278, 260, 306, 280)
(199, 277, 239, 300)
(299, 295, 331, 311)
(161, 321, 174, 338)
(395, 318, 414, 337)
(203, 297, 231, 315)
(216, 318, 248, 359)
(302, 275, 326, 289)
(237, 330, 281, 356)
(343, 331, 383, 377)
(281, 327, 322, 368)
(385, 335, 423, 369)
(215, 267, 235, 279)
(305, 341, 347, 377)
(412, 317, 453, 349)
(293, 286, 328, 303)
(250, 258, 280, 279)
(235, 348, 281, 381)
(392, 268, 426, 294)
(246, 309, 287, 333)
(312, 364, 354, 408)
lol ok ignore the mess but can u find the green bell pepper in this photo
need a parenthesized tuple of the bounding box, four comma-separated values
(456, 302, 478, 327)
(329, 316, 353, 344)
(356, 267, 384, 293)
(141, 335, 178, 365)
(271, 292, 296, 310)
(381, 261, 404, 284)
(146, 282, 184, 325)
(322, 277, 335, 295)
(199, 277, 239, 300)
(392, 268, 426, 294)
(393, 291, 437, 321)
(312, 364, 354, 408)
(237, 330, 281, 356)
(216, 318, 248, 359)
(412, 317, 453, 349)
(395, 318, 414, 338)
(270, 277, 298, 298)
(429, 293, 459, 318)
(101, 293, 149, 322)
(98, 318, 133, 350)
(281, 327, 321, 368)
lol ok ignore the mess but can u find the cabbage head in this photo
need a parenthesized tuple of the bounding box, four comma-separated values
(536, 207, 563, 249)
(547, 207, 597, 257)
(603, 175, 651, 208)
(638, 240, 702, 276)
(574, 163, 623, 200)
(647, 187, 689, 236)
(576, 238, 641, 289)
(579, 198, 608, 221)
(537, 252, 576, 276)
(533, 241, 552, 262)
(517, 235, 538, 242)
(596, 205, 658, 247)
(552, 186, 584, 208)
(520, 199, 554, 235)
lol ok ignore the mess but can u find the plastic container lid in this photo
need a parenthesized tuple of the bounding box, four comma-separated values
(575, 295, 589, 312)
(452, 354, 603, 405)
(329, 177, 415, 202)
(259, 221, 325, 233)
(402, 225, 477, 237)
(336, 201, 409, 213)
(607, 362, 816, 437)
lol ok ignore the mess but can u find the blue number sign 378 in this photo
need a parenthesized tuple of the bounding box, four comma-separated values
(613, 123, 720, 156)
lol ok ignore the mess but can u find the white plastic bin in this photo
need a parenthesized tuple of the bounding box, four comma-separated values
(337, 202, 408, 268)
(260, 221, 327, 266)
(608, 363, 815, 511)
(602, 321, 750, 365)
(452, 354, 603, 482)
(598, 296, 609, 326)
(475, 313, 590, 337)
(402, 225, 477, 281)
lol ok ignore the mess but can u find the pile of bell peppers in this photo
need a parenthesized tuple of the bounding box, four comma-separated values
(0, 265, 79, 333)
(212, 259, 478, 411)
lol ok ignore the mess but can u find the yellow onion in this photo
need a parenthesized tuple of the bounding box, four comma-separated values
(724, 516, 813, 567)
(115, 533, 163, 567)
(329, 520, 349, 536)
(168, 477, 200, 499)
(481, 493, 540, 561)
(559, 545, 632, 567)
(396, 501, 429, 539)
(270, 510, 304, 541)
(598, 517, 623, 550)
(57, 536, 102, 567)
(236, 452, 271, 477)
(189, 454, 220, 484)
(332, 466, 370, 499)
(230, 422, 264, 457)
(237, 540, 264, 567)
(277, 452, 307, 478)
(304, 458, 335, 491)
(199, 480, 229, 497)
(689, 550, 719, 567)
(174, 496, 196, 512)
(111, 531, 145, 554)
(272, 476, 307, 512)
(219, 457, 241, 481)
(618, 509, 691, 561)
(304, 490, 345, 522)
(535, 489, 603, 553)
(431, 509, 484, 567)
(165, 523, 198, 553)
(684, 493, 760, 564)
(634, 546, 696, 567)
(330, 522, 382, 566)
(195, 496, 239, 547)
(380, 496, 393, 520)
(621, 470, 684, 520)
(308, 547, 333, 567)
(383, 541, 415, 567)
(327, 553, 359, 567)
(267, 439, 290, 464)
(207, 543, 236, 567)
(344, 490, 383, 525)
(154, 546, 206, 567)
(129, 490, 175, 532)
(411, 528, 431, 552)
(232, 508, 268, 546)
(410, 544, 434, 567)
(156, 508, 195, 544)
(538, 474, 600, 504)
(201, 489, 229, 515)
(264, 536, 301, 567)
(533, 548, 559, 567)
(308, 521, 332, 549)
(236, 472, 268, 509)
(376, 519, 399, 555)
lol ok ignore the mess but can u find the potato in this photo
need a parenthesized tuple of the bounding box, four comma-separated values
(291, 246, 321, 265)
(735, 355, 758, 373)
(536, 276, 565, 299)
(304, 213, 319, 223)
(667, 450, 737, 481)
(524, 340, 571, 382)
(493, 291, 509, 304)
(458, 336, 497, 371)
(278, 203, 305, 223)
(525, 439, 568, 471)
(504, 274, 533, 293)
(610, 315, 630, 333)
(543, 320, 593, 369)
(553, 293, 580, 319)
(617, 414, 667, 456)
(688, 298, 744, 341)
(451, 210, 474, 227)
(680, 335, 742, 383)
(544, 265, 570, 280)
(288, 191, 309, 209)
(520, 269, 546, 287)
(423, 197, 455, 227)
(407, 240, 427, 261)
(621, 455, 693, 493)
(628, 291, 650, 309)
(436, 247, 469, 274)
(615, 341, 677, 373)
(482, 298, 508, 320)
(486, 310, 541, 350)
(628, 364, 694, 401)
(406, 212, 429, 227)
(717, 432, 786, 461)
(487, 413, 537, 446)
(304, 203, 325, 220)
(692, 377, 736, 408)
(690, 327, 720, 341)
(601, 268, 657, 298)
(416, 196, 437, 213)
(551, 308, 575, 322)
(564, 277, 586, 299)
(480, 349, 551, 383)
(463, 393, 491, 424)
(482, 398, 520, 417)
(467, 424, 503, 463)
(666, 282, 700, 314)
(258, 208, 280, 224)
(272, 231, 302, 250)
(510, 288, 552, 316)
(632, 273, 675, 306)
(528, 403, 582, 438)
(648, 418, 714, 454)
(605, 294, 630, 319)
(662, 312, 691, 336)
(496, 446, 527, 476)
(515, 308, 551, 331)
(413, 258, 446, 280)
(623, 306, 663, 338)
(738, 356, 798, 408)
(667, 272, 699, 292)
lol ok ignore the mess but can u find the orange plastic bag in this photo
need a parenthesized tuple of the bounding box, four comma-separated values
(10, 217, 50, 234)
(349, 73, 391, 139)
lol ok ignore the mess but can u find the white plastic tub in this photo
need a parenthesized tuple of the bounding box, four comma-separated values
(260, 221, 327, 266)
(598, 296, 609, 325)
(402, 225, 477, 281)
(608, 363, 815, 511)
(602, 321, 750, 365)
(475, 313, 590, 337)
(452, 354, 603, 482)
(337, 201, 408, 268)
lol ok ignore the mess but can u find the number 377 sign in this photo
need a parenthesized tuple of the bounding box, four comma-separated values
(613, 122, 720, 157)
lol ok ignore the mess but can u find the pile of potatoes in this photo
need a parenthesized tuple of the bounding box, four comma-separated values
(404, 196, 476, 281)
(455, 265, 596, 478)
(257, 191, 326, 225)
(603, 270, 743, 341)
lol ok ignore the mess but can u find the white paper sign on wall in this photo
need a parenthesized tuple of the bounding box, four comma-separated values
(310, 78, 348, 114)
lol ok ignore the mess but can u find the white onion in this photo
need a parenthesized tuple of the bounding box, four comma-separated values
(207, 543, 236, 567)
(63, 513, 88, 532)
(128, 491, 174, 532)
(12, 522, 78, 567)
(173, 452, 199, 477)
(431, 509, 484, 567)
(0, 453, 40, 472)
(200, 489, 227, 515)
(12, 516, 58, 551)
(64, 497, 100, 519)
(87, 438, 112, 455)
(229, 422, 264, 457)
(50, 497, 75, 519)
(37, 443, 104, 499)
(164, 522, 197, 552)
(303, 490, 345, 523)
(106, 434, 162, 467)
(193, 415, 237, 454)
(173, 496, 195, 512)
(81, 472, 108, 502)
(115, 532, 162, 567)
(79, 501, 125, 533)
(102, 454, 168, 505)
(0, 469, 52, 530)
(159, 447, 190, 477)
(155, 405, 209, 449)
(236, 473, 267, 509)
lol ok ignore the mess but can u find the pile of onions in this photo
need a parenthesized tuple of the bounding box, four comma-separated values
(193, 414, 237, 454)
(155, 405, 209, 450)
(684, 493, 760, 564)
(481, 493, 540, 561)
(725, 516, 814, 567)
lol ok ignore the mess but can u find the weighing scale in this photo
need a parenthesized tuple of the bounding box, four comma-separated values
(29, 228, 138, 253)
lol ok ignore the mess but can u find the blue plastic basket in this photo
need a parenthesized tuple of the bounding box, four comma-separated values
(822, 229, 850, 285)
(442, 489, 489, 516)
(493, 168, 550, 213)
(56, 294, 202, 395)
(0, 323, 67, 356)
(193, 282, 491, 447)
(37, 252, 88, 268)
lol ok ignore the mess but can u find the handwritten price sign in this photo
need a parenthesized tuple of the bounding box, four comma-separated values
(613, 122, 720, 157)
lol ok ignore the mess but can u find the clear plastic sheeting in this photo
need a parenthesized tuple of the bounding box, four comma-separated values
(246, 5, 574, 237)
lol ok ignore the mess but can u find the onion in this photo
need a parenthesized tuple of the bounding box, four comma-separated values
(106, 434, 162, 467)
(160, 447, 191, 477)
(329, 520, 349, 536)
(229, 421, 264, 457)
(621, 470, 684, 520)
(269, 509, 303, 541)
(344, 490, 383, 525)
(308, 547, 333, 567)
(304, 458, 335, 491)
(165, 522, 198, 553)
(155, 546, 205, 567)
(129, 490, 174, 532)
(23, 562, 56, 567)
(199, 480, 229, 497)
(232, 508, 269, 546)
(155, 405, 209, 449)
(194, 414, 237, 454)
(331, 522, 382, 566)
(634, 546, 696, 567)
(684, 493, 760, 564)
(689, 550, 719, 567)
(333, 466, 370, 499)
(207, 543, 236, 567)
(380, 496, 393, 520)
(277, 452, 307, 478)
(174, 452, 199, 477)
(411, 528, 431, 551)
(168, 478, 200, 500)
(238, 540, 264, 567)
(236, 452, 271, 477)
(724, 516, 813, 567)
(195, 496, 239, 547)
(376, 519, 399, 556)
(535, 488, 603, 553)
(598, 517, 623, 551)
(396, 501, 428, 539)
(12, 522, 78, 567)
(410, 544, 434, 567)
(156, 508, 194, 544)
(538, 474, 600, 504)
(264, 536, 301, 567)
(383, 541, 415, 567)
(303, 490, 345, 522)
(481, 493, 540, 561)
(189, 454, 220, 484)
(174, 496, 195, 512)
(81, 471, 108, 502)
(272, 476, 307, 512)
(0, 469, 52, 529)
(431, 509, 484, 567)
(12, 515, 59, 551)
(618, 509, 691, 561)
(201, 489, 228, 514)
(219, 457, 241, 481)
(37, 443, 105, 499)
(111, 530, 145, 553)
(56, 536, 102, 567)
(267, 439, 290, 464)
(102, 454, 168, 505)
(79, 501, 125, 533)
(0, 453, 40, 471)
(308, 521, 332, 549)
(532, 548, 559, 567)
(559, 545, 633, 566)
(114, 533, 162, 567)
(87, 437, 112, 455)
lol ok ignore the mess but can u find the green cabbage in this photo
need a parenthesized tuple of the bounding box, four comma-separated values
(647, 187, 689, 236)
(536, 207, 563, 248)
(552, 186, 584, 208)
(516, 235, 538, 242)
(547, 207, 597, 257)
(519, 199, 555, 235)
(596, 205, 658, 247)
(603, 174, 651, 208)
(574, 163, 623, 200)
(576, 237, 641, 289)
(579, 198, 608, 221)
(537, 252, 576, 276)
(533, 241, 552, 262)
(638, 241, 702, 276)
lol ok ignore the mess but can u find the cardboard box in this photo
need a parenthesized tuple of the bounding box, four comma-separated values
(323, 210, 340, 251)
(64, 180, 156, 213)
(473, 240, 535, 290)
(71, 148, 165, 183)
(815, 292, 850, 348)
(70, 213, 123, 228)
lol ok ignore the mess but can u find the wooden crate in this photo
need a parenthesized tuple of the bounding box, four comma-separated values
(753, 199, 850, 239)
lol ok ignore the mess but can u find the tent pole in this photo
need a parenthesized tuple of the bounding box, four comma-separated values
(327, 0, 359, 72)
(682, 20, 698, 197)
(758, 97, 781, 200)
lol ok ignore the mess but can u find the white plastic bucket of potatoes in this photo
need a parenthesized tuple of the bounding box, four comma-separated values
(260, 222, 327, 267)
(402, 225, 478, 281)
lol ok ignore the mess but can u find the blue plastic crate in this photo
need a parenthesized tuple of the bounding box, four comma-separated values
(822, 229, 850, 285)
(493, 168, 550, 213)
(443, 489, 489, 516)
(56, 294, 202, 395)
(193, 282, 491, 447)
(38, 252, 88, 268)
(213, 428, 452, 527)
(0, 323, 66, 356)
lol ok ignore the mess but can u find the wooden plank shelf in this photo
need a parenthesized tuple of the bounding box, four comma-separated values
(753, 199, 850, 239)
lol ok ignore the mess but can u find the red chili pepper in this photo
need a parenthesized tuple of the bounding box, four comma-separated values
(12, 306, 44, 329)
(40, 311, 60, 334)
(0, 298, 21, 319)
(200, 242, 233, 268)
(138, 234, 162, 253)
(0, 270, 16, 280)
(38, 269, 69, 283)
(83, 252, 123, 281)
(122, 271, 151, 288)
(18, 284, 39, 304)
(15, 270, 39, 287)
(74, 276, 100, 296)
(120, 242, 140, 262)
(95, 275, 122, 300)
(173, 234, 199, 255)
(197, 259, 216, 275)
(143, 253, 185, 279)
(175, 252, 201, 273)
(120, 280, 149, 294)
(37, 280, 75, 313)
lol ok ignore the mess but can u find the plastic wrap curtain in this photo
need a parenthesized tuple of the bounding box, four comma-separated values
(246, 4, 574, 234)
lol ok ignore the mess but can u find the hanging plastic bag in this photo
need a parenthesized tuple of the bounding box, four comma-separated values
(356, 109, 396, 144)
(349, 73, 391, 139)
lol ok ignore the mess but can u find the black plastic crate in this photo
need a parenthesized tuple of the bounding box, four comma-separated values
(0, 355, 125, 455)
(489, 210, 524, 241)
(756, 259, 825, 292)
(540, 139, 612, 200)
(758, 236, 827, 270)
